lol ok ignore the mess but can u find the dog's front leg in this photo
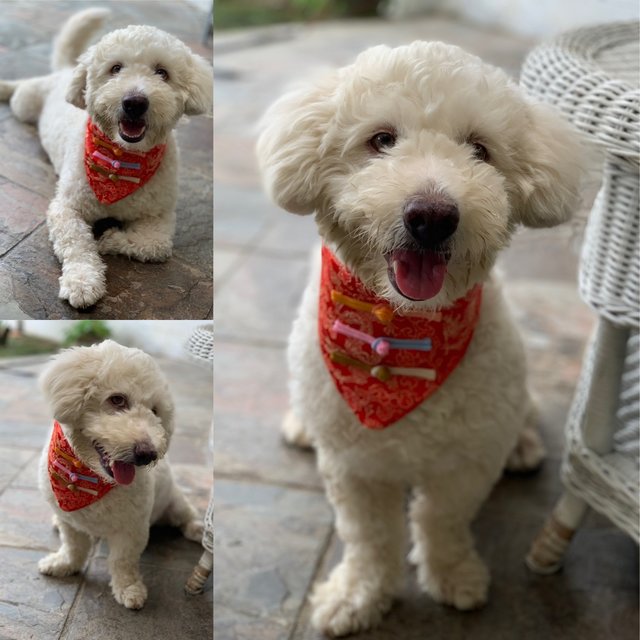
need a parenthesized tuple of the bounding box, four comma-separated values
(38, 519, 92, 576)
(311, 472, 405, 636)
(97, 211, 175, 262)
(409, 472, 494, 611)
(106, 529, 149, 610)
(47, 194, 106, 308)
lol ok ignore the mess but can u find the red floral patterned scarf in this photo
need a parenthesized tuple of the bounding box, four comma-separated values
(47, 421, 114, 512)
(318, 245, 482, 429)
(84, 119, 166, 204)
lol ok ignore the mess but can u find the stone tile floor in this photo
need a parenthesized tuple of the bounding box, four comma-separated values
(0, 351, 213, 640)
(0, 1, 213, 320)
(213, 15, 639, 640)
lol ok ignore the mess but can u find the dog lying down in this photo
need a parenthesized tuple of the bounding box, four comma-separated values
(0, 9, 212, 309)
(257, 41, 583, 636)
(38, 340, 202, 609)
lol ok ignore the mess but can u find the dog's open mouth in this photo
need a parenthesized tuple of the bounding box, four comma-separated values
(385, 247, 449, 301)
(118, 118, 146, 143)
(95, 444, 136, 485)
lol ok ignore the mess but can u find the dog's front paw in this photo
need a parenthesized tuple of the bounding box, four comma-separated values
(38, 552, 81, 577)
(112, 580, 148, 610)
(59, 264, 106, 308)
(420, 552, 489, 611)
(181, 519, 204, 542)
(282, 410, 313, 449)
(311, 569, 392, 637)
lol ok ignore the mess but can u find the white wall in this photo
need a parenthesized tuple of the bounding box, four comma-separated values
(388, 0, 639, 37)
(9, 320, 210, 360)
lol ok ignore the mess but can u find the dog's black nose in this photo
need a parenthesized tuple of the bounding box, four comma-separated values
(403, 196, 459, 248)
(122, 95, 149, 118)
(133, 442, 157, 466)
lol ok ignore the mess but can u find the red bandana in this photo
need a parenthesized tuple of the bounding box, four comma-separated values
(318, 246, 482, 429)
(84, 119, 166, 204)
(47, 421, 114, 512)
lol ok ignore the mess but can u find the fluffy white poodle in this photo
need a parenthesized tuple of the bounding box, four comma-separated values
(38, 340, 202, 609)
(0, 9, 212, 309)
(257, 41, 583, 636)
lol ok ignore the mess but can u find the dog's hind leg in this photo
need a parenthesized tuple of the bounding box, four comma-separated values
(505, 393, 546, 473)
(164, 484, 203, 542)
(97, 213, 175, 263)
(6, 76, 53, 124)
(311, 474, 405, 636)
(38, 520, 92, 577)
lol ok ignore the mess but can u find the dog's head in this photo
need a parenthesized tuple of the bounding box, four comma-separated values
(40, 340, 174, 485)
(67, 25, 212, 151)
(257, 41, 583, 308)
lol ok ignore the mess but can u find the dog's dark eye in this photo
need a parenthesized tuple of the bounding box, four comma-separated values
(110, 64, 122, 75)
(470, 141, 490, 163)
(108, 394, 128, 410)
(151, 407, 158, 416)
(155, 68, 169, 81)
(369, 131, 397, 153)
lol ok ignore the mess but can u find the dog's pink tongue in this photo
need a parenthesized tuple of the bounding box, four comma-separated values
(112, 461, 135, 485)
(391, 249, 447, 300)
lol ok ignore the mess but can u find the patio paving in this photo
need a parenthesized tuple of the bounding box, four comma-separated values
(0, 349, 213, 640)
(213, 14, 639, 640)
(0, 1, 213, 320)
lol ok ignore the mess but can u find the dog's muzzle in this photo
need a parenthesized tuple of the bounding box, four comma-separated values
(384, 194, 459, 302)
(119, 94, 149, 143)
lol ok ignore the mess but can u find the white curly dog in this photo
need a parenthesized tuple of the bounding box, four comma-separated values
(38, 340, 202, 609)
(0, 9, 212, 309)
(257, 41, 582, 636)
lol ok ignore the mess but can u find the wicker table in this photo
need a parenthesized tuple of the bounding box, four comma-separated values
(521, 22, 639, 573)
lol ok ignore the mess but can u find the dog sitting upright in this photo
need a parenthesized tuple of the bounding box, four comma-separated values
(38, 340, 202, 609)
(257, 41, 582, 636)
(0, 9, 212, 308)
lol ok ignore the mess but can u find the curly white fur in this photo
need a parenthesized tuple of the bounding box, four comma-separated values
(38, 340, 202, 610)
(257, 41, 583, 636)
(0, 9, 212, 308)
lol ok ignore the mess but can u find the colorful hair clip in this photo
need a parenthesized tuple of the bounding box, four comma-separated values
(54, 446, 83, 468)
(331, 290, 394, 324)
(92, 150, 140, 170)
(332, 320, 390, 355)
(50, 469, 99, 495)
(330, 350, 436, 382)
(332, 320, 432, 356)
(89, 162, 141, 183)
(93, 136, 123, 157)
(53, 459, 99, 484)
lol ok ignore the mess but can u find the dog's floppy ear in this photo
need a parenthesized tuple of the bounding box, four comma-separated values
(66, 55, 89, 110)
(40, 345, 102, 425)
(256, 74, 338, 215)
(513, 103, 583, 228)
(184, 54, 213, 116)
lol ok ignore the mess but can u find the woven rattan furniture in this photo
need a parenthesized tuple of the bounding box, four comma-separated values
(184, 325, 214, 594)
(522, 22, 639, 573)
